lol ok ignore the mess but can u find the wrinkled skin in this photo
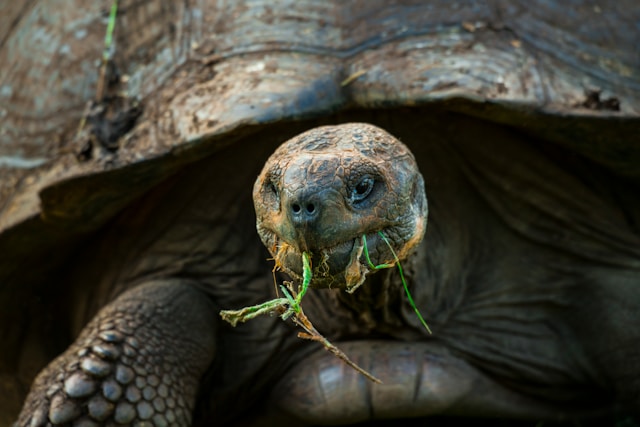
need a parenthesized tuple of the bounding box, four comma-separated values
(14, 115, 640, 426)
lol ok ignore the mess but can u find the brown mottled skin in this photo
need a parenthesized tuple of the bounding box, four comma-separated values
(14, 121, 640, 426)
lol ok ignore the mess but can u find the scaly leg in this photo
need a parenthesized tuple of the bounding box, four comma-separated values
(15, 280, 216, 427)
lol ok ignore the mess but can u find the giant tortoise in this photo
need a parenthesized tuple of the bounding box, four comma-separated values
(1, 1, 640, 426)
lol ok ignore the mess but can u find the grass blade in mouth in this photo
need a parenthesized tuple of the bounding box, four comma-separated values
(362, 232, 432, 335)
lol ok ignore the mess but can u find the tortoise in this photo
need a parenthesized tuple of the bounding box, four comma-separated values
(1, 1, 640, 426)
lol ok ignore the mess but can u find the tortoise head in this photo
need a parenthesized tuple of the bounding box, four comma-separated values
(253, 123, 427, 291)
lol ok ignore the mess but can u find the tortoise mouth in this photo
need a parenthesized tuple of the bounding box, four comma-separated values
(266, 229, 395, 292)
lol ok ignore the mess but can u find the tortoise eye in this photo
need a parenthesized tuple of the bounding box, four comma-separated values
(351, 175, 374, 202)
(264, 180, 280, 207)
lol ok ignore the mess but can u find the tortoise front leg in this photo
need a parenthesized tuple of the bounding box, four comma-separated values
(15, 280, 216, 427)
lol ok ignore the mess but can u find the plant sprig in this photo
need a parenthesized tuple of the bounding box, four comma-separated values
(220, 252, 381, 383)
(219, 231, 431, 383)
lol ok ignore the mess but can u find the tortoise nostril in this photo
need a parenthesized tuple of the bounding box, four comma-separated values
(291, 202, 315, 215)
(289, 195, 320, 221)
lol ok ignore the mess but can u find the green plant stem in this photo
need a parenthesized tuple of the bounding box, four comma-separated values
(362, 232, 432, 334)
(296, 251, 312, 305)
(96, 0, 118, 101)
(219, 297, 290, 326)
(104, 0, 118, 61)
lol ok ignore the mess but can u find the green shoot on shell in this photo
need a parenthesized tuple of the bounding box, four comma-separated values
(96, 0, 118, 101)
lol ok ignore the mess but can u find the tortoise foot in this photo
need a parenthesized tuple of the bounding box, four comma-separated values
(15, 281, 216, 427)
(23, 331, 190, 426)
